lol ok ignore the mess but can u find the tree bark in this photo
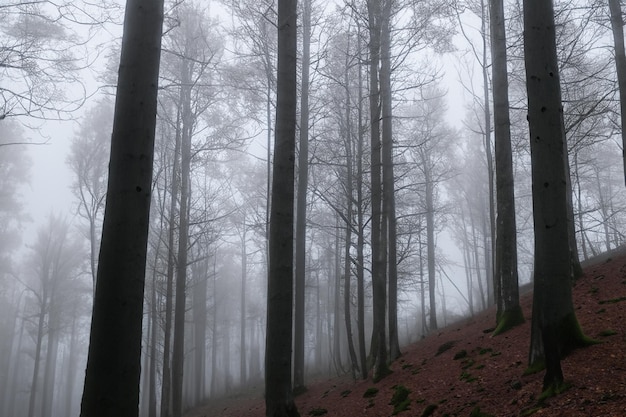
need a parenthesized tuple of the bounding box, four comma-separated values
(293, 0, 311, 393)
(171, 52, 193, 417)
(264, 0, 300, 415)
(380, 0, 400, 361)
(489, 0, 523, 335)
(608, 0, 626, 186)
(523, 0, 589, 392)
(79, 0, 164, 414)
(366, 0, 390, 382)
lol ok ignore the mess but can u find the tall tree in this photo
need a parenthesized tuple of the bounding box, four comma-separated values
(366, 0, 391, 382)
(380, 0, 401, 361)
(264, 0, 300, 415)
(523, 0, 591, 393)
(67, 98, 112, 290)
(608, 0, 626, 186)
(293, 0, 311, 394)
(489, 0, 523, 334)
(79, 0, 164, 415)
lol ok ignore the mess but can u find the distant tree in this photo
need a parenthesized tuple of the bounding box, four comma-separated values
(67, 98, 113, 290)
(0, 0, 119, 122)
(79, 0, 165, 415)
(293, 0, 311, 394)
(523, 0, 592, 393)
(264, 0, 300, 415)
(23, 215, 84, 417)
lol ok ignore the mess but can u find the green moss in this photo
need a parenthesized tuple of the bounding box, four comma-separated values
(373, 367, 392, 383)
(598, 329, 617, 337)
(401, 363, 413, 370)
(308, 407, 328, 416)
(599, 296, 626, 305)
(469, 406, 495, 417)
(524, 360, 545, 376)
(461, 359, 475, 370)
(492, 306, 525, 336)
(436, 340, 456, 356)
(539, 381, 571, 401)
(390, 385, 411, 415)
(478, 348, 492, 355)
(556, 312, 598, 355)
(454, 350, 468, 360)
(519, 406, 543, 416)
(420, 404, 437, 417)
(363, 387, 379, 398)
(340, 390, 351, 398)
(460, 371, 478, 383)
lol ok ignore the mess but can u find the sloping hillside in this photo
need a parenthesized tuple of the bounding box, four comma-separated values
(186, 249, 626, 417)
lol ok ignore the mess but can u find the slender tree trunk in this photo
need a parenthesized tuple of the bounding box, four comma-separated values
(609, 0, 626, 186)
(356, 27, 368, 380)
(293, 0, 311, 393)
(489, 0, 523, 335)
(28, 297, 47, 417)
(265, 0, 300, 414)
(524, 0, 590, 391)
(172, 55, 193, 417)
(240, 224, 248, 386)
(366, 0, 390, 382)
(332, 219, 344, 375)
(380, 0, 400, 361)
(423, 157, 438, 330)
(192, 257, 208, 404)
(80, 0, 164, 414)
(481, 0, 496, 308)
(160, 111, 181, 417)
(41, 311, 60, 417)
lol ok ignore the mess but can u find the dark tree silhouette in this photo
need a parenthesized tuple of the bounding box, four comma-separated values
(523, 0, 590, 393)
(264, 0, 300, 415)
(79, 0, 164, 415)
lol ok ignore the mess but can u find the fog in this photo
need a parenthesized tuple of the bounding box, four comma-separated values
(1, 0, 625, 416)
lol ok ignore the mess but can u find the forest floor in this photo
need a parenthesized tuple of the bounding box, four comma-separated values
(185, 248, 626, 417)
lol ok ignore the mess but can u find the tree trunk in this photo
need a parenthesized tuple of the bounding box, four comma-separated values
(356, 27, 368, 380)
(160, 111, 181, 417)
(489, 0, 523, 335)
(293, 0, 311, 394)
(609, 0, 626, 186)
(265, 0, 300, 415)
(29, 291, 48, 417)
(80, 0, 164, 414)
(240, 224, 248, 386)
(172, 53, 193, 417)
(366, 0, 390, 383)
(523, 0, 590, 392)
(40, 310, 60, 417)
(380, 0, 400, 362)
(423, 155, 438, 331)
(192, 257, 208, 404)
(481, 0, 496, 309)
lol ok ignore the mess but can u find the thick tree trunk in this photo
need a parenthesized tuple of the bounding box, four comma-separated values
(264, 0, 300, 415)
(489, 0, 523, 335)
(41, 311, 60, 417)
(523, 0, 589, 392)
(293, 0, 311, 393)
(79, 0, 164, 414)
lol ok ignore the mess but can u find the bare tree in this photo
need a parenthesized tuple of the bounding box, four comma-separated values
(265, 0, 300, 414)
(523, 0, 592, 393)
